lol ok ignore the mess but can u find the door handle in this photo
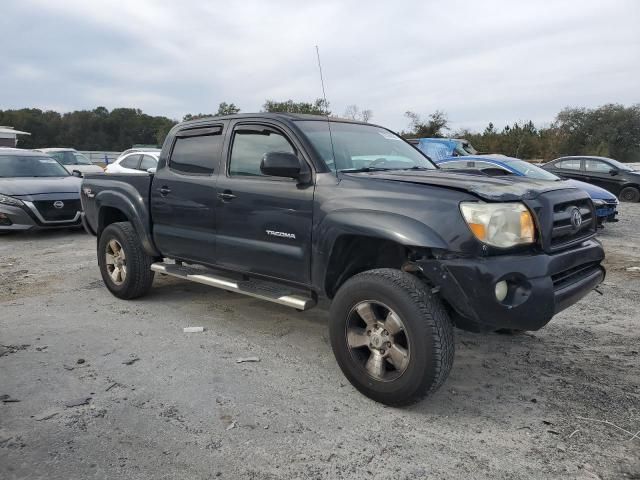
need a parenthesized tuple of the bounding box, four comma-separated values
(159, 186, 171, 196)
(217, 191, 236, 201)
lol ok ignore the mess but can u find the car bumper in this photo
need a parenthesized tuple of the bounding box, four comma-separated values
(0, 203, 81, 231)
(595, 205, 618, 224)
(418, 239, 605, 331)
(81, 212, 96, 236)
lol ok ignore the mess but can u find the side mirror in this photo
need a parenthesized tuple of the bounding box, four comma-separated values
(147, 167, 157, 174)
(72, 169, 83, 178)
(609, 168, 619, 176)
(260, 152, 302, 179)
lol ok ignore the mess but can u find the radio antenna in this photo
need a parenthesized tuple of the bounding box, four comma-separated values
(315, 45, 337, 177)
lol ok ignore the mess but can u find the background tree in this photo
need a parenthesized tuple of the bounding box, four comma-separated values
(404, 110, 449, 138)
(215, 102, 240, 116)
(262, 98, 330, 115)
(182, 113, 212, 121)
(343, 104, 373, 122)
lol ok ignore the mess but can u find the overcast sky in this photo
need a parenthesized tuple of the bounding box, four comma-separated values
(2, 0, 638, 132)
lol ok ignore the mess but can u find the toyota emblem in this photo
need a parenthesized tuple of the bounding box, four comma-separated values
(570, 207, 582, 229)
(53, 201, 65, 209)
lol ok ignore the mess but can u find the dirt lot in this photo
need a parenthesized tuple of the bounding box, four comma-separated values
(1, 205, 639, 480)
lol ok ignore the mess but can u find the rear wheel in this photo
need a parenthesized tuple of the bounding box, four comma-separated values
(329, 269, 454, 406)
(619, 187, 640, 203)
(98, 222, 154, 299)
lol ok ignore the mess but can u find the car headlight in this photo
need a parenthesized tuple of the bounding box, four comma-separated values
(460, 202, 536, 248)
(592, 199, 606, 207)
(0, 193, 24, 207)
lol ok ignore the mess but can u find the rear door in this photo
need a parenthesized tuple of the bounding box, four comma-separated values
(550, 158, 584, 180)
(150, 125, 224, 265)
(213, 120, 314, 285)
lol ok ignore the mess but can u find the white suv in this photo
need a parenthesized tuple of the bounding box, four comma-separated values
(105, 151, 159, 174)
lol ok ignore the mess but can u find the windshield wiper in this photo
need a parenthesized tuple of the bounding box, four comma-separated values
(401, 166, 432, 171)
(340, 167, 393, 173)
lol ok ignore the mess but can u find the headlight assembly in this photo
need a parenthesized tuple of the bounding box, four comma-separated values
(460, 202, 536, 248)
(0, 193, 24, 207)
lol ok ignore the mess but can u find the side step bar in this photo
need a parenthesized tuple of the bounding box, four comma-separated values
(150, 262, 316, 311)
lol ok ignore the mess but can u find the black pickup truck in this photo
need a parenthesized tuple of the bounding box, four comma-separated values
(81, 113, 605, 406)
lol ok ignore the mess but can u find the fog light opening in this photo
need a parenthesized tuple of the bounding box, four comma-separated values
(0, 213, 12, 226)
(495, 280, 509, 302)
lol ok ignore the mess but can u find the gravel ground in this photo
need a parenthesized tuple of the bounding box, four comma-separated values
(1, 204, 639, 480)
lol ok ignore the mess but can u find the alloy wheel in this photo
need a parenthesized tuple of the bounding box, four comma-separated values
(105, 239, 127, 285)
(345, 301, 411, 382)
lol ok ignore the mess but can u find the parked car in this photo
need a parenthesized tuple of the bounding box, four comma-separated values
(0, 148, 82, 232)
(542, 156, 640, 202)
(407, 138, 478, 161)
(36, 148, 104, 175)
(81, 113, 604, 406)
(437, 155, 619, 225)
(105, 151, 159, 174)
(115, 147, 161, 162)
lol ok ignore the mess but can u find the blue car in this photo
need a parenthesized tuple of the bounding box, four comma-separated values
(435, 155, 619, 226)
(408, 138, 477, 161)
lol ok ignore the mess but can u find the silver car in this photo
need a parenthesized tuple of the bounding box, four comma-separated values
(0, 148, 82, 232)
(36, 148, 104, 175)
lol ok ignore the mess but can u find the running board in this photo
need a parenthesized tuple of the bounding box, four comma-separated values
(150, 262, 316, 311)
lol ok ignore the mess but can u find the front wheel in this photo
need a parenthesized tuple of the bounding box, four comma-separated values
(329, 269, 454, 406)
(98, 221, 155, 299)
(619, 186, 640, 203)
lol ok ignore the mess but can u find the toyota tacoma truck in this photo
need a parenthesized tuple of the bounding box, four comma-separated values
(80, 113, 605, 406)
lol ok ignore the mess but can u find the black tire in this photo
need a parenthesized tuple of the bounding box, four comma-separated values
(98, 222, 155, 299)
(329, 268, 454, 406)
(619, 186, 640, 203)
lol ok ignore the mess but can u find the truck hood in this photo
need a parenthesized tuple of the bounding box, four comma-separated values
(344, 170, 578, 201)
(0, 176, 81, 197)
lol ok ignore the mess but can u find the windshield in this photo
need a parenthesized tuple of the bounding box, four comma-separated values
(296, 121, 436, 172)
(48, 151, 92, 165)
(454, 140, 478, 155)
(604, 158, 634, 171)
(0, 155, 70, 177)
(504, 159, 560, 180)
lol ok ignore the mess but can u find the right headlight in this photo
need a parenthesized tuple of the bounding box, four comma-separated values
(0, 193, 24, 207)
(460, 202, 536, 248)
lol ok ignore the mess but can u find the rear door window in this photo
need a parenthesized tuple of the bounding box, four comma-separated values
(556, 159, 582, 170)
(169, 129, 222, 175)
(120, 154, 141, 169)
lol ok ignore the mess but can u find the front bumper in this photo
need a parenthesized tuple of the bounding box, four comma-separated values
(0, 202, 81, 231)
(595, 205, 618, 224)
(419, 239, 605, 331)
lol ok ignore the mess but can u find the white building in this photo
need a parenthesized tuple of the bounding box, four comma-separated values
(0, 126, 31, 147)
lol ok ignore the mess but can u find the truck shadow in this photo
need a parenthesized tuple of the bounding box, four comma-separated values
(147, 276, 630, 422)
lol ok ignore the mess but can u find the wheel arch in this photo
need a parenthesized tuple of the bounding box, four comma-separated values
(315, 210, 448, 298)
(95, 190, 160, 257)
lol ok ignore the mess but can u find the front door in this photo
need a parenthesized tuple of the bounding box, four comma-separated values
(583, 158, 623, 195)
(151, 125, 224, 265)
(213, 121, 314, 286)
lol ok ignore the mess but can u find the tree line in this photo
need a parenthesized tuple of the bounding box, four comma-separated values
(402, 104, 640, 162)
(2, 101, 638, 162)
